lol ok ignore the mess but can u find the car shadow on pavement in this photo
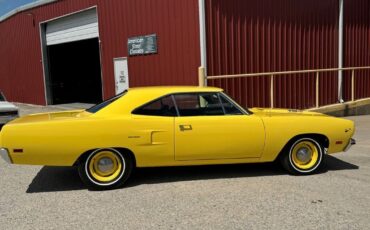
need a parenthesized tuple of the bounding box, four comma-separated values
(324, 155, 359, 171)
(127, 155, 359, 187)
(26, 155, 359, 193)
(26, 166, 85, 193)
(125, 163, 284, 188)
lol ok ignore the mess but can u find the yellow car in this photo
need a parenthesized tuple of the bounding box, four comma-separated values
(0, 87, 355, 190)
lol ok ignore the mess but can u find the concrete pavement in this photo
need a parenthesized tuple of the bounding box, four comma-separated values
(0, 104, 369, 229)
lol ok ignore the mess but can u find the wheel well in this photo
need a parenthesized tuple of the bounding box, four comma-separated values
(73, 147, 137, 168)
(276, 133, 329, 160)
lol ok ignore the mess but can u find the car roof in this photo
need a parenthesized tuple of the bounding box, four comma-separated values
(127, 86, 222, 94)
(94, 86, 223, 116)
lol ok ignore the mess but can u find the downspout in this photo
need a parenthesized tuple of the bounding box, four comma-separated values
(338, 0, 344, 103)
(198, 0, 207, 86)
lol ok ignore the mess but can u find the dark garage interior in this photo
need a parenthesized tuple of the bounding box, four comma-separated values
(47, 38, 102, 105)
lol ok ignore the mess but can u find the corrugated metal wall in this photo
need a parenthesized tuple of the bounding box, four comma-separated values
(343, 0, 370, 101)
(206, 0, 339, 109)
(0, 14, 45, 104)
(98, 0, 200, 98)
(0, 0, 200, 104)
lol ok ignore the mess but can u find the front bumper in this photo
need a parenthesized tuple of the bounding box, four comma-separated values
(0, 148, 12, 164)
(344, 138, 356, 152)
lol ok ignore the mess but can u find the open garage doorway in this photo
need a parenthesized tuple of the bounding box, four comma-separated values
(47, 38, 102, 104)
(41, 8, 102, 105)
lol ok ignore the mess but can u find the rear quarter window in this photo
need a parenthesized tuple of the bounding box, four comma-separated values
(132, 95, 177, 117)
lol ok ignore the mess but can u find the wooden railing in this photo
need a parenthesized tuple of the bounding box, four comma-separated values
(198, 66, 370, 109)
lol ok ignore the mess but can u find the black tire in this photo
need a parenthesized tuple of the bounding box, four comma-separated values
(280, 138, 325, 175)
(78, 148, 133, 190)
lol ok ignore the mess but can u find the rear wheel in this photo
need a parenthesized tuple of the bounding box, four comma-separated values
(281, 138, 324, 175)
(78, 148, 133, 190)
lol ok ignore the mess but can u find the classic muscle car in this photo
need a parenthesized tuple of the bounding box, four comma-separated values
(0, 87, 355, 190)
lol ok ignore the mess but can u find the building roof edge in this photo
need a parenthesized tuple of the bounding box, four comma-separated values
(0, 0, 59, 23)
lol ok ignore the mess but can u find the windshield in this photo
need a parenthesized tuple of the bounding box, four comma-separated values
(86, 91, 127, 113)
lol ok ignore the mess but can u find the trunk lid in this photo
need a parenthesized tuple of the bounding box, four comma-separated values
(8, 110, 91, 125)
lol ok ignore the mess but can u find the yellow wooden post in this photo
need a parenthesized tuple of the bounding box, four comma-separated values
(270, 74, 274, 108)
(198, 66, 206, 87)
(316, 72, 319, 108)
(351, 69, 355, 101)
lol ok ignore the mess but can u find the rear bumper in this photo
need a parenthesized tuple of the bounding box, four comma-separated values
(0, 148, 12, 164)
(344, 138, 356, 152)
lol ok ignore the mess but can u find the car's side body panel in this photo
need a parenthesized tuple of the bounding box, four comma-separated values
(128, 115, 175, 166)
(2, 115, 130, 166)
(174, 115, 265, 160)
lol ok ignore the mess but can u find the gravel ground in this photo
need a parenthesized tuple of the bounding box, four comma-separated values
(1, 104, 369, 229)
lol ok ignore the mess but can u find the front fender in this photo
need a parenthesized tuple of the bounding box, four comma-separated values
(258, 116, 355, 162)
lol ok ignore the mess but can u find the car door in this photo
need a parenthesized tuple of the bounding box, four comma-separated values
(174, 93, 265, 161)
(130, 95, 176, 166)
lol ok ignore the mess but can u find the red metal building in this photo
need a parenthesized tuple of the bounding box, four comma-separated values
(0, 0, 200, 105)
(0, 0, 369, 109)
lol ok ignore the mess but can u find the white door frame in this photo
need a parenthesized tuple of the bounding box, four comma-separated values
(113, 57, 129, 95)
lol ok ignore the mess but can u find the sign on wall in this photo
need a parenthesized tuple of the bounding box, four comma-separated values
(128, 34, 157, 56)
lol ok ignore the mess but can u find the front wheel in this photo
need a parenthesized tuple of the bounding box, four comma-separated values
(281, 138, 325, 175)
(78, 148, 133, 190)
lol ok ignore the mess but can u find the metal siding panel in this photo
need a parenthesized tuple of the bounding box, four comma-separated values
(46, 8, 98, 45)
(206, 0, 339, 109)
(46, 23, 99, 45)
(343, 0, 370, 101)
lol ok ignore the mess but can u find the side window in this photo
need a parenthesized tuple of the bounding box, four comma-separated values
(174, 93, 224, 116)
(220, 95, 243, 115)
(133, 96, 177, 116)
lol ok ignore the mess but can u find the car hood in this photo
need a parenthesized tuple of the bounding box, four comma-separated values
(0, 101, 18, 112)
(250, 108, 327, 117)
(8, 110, 91, 125)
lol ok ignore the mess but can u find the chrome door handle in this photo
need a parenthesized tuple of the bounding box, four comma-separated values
(179, 125, 192, 131)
